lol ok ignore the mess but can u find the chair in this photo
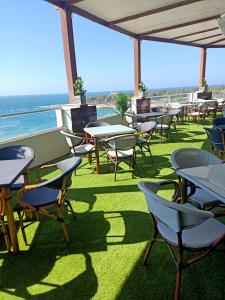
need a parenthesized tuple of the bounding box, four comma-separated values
(135, 121, 156, 159)
(171, 147, 223, 209)
(168, 108, 182, 129)
(85, 121, 110, 128)
(124, 111, 141, 128)
(155, 114, 174, 142)
(216, 98, 225, 115)
(205, 127, 225, 159)
(138, 180, 225, 300)
(187, 102, 207, 125)
(0, 145, 35, 190)
(206, 100, 218, 118)
(15, 156, 82, 245)
(151, 106, 167, 113)
(212, 117, 225, 131)
(105, 134, 139, 181)
(60, 129, 95, 157)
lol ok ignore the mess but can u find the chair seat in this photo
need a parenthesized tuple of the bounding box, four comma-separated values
(189, 112, 204, 116)
(155, 124, 169, 129)
(75, 143, 94, 155)
(137, 137, 147, 145)
(21, 187, 59, 208)
(158, 217, 225, 249)
(188, 187, 221, 209)
(107, 148, 134, 158)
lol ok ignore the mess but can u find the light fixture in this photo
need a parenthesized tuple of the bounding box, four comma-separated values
(218, 13, 225, 36)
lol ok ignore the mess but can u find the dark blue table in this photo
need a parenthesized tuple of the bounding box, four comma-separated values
(0, 158, 33, 253)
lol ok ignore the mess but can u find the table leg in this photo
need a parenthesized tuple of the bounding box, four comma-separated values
(94, 138, 100, 174)
(2, 188, 19, 253)
(181, 178, 188, 204)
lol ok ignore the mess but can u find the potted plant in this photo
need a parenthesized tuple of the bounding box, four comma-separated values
(74, 76, 86, 105)
(201, 78, 208, 91)
(139, 81, 148, 98)
(115, 93, 130, 124)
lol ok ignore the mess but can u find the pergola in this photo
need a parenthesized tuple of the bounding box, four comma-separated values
(44, 0, 225, 103)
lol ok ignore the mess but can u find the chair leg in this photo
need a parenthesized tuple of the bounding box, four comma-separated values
(57, 207, 70, 243)
(0, 218, 10, 251)
(17, 211, 28, 246)
(175, 248, 183, 300)
(64, 196, 76, 220)
(143, 239, 155, 266)
(114, 163, 118, 181)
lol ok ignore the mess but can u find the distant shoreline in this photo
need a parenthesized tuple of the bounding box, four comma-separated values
(1, 84, 225, 99)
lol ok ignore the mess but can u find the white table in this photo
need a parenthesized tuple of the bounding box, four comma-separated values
(178, 164, 225, 203)
(84, 125, 135, 174)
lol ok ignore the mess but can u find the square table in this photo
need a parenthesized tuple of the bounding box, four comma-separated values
(84, 125, 135, 174)
(178, 164, 225, 204)
(0, 158, 33, 253)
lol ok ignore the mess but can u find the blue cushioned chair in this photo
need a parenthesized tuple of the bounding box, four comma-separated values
(205, 127, 225, 159)
(212, 117, 225, 130)
(15, 156, 82, 245)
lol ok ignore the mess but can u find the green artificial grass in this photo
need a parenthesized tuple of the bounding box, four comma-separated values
(0, 118, 225, 300)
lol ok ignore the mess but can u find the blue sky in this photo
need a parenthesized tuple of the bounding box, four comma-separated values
(0, 0, 225, 96)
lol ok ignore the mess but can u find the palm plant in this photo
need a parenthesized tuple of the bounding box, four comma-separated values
(115, 93, 130, 124)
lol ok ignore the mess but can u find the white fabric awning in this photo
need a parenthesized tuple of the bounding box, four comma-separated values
(46, 0, 225, 48)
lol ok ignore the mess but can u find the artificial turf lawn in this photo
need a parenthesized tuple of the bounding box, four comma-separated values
(0, 118, 225, 300)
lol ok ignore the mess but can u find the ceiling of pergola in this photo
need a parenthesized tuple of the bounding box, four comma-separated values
(46, 0, 225, 48)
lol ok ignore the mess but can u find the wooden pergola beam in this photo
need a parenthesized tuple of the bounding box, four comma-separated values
(206, 37, 225, 46)
(199, 48, 207, 88)
(59, 6, 77, 103)
(109, 0, 203, 25)
(134, 38, 141, 96)
(190, 33, 222, 43)
(172, 27, 219, 39)
(69, 0, 84, 4)
(140, 14, 220, 36)
(142, 35, 201, 48)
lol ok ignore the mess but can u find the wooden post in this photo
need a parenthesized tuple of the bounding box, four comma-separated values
(134, 38, 141, 96)
(199, 47, 207, 89)
(59, 6, 77, 104)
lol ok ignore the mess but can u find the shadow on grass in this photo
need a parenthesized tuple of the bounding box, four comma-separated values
(0, 210, 151, 300)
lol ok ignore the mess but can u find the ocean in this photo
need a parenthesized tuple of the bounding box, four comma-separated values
(0, 93, 118, 141)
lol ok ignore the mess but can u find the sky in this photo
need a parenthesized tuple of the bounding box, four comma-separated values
(0, 0, 225, 96)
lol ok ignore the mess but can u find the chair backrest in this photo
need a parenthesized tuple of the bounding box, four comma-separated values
(138, 181, 213, 232)
(156, 114, 173, 125)
(205, 127, 225, 152)
(60, 130, 83, 153)
(171, 147, 222, 171)
(0, 145, 34, 161)
(135, 121, 156, 134)
(124, 111, 137, 126)
(167, 108, 181, 116)
(39, 156, 82, 190)
(85, 121, 110, 128)
(207, 100, 217, 109)
(105, 134, 136, 150)
(212, 117, 225, 127)
(151, 106, 167, 113)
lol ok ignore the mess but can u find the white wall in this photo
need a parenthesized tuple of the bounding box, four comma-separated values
(0, 128, 69, 167)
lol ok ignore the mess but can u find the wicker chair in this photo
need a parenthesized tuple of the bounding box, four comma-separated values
(15, 156, 82, 245)
(135, 121, 156, 159)
(105, 134, 139, 181)
(138, 180, 225, 300)
(171, 147, 223, 209)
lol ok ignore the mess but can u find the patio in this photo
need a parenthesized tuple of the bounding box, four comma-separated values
(0, 118, 224, 300)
